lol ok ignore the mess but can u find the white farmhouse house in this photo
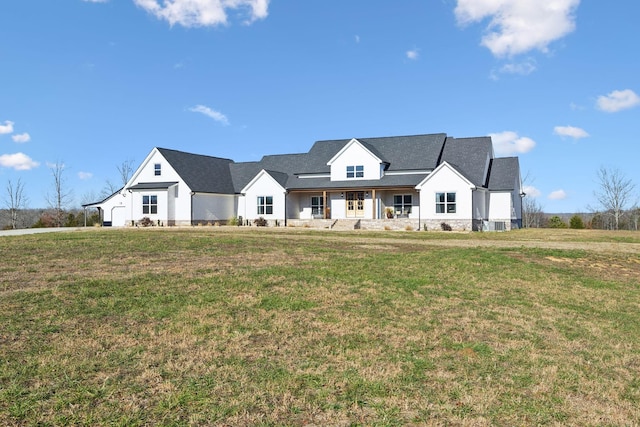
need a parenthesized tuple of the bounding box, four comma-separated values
(84, 133, 523, 231)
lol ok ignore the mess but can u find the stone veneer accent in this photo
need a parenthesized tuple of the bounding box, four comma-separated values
(287, 218, 474, 232)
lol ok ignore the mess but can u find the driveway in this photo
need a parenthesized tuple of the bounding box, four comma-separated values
(0, 227, 86, 237)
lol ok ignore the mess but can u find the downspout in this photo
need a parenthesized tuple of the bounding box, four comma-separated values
(190, 191, 195, 226)
(284, 190, 288, 227)
(128, 189, 133, 226)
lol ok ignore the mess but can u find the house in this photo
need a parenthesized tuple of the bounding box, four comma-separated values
(83, 133, 523, 231)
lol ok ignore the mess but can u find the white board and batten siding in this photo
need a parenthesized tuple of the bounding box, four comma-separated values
(192, 194, 237, 224)
(416, 162, 475, 225)
(328, 139, 383, 182)
(488, 192, 513, 222)
(240, 170, 286, 222)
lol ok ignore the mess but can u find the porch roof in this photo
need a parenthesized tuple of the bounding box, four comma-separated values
(285, 174, 426, 191)
(128, 181, 179, 190)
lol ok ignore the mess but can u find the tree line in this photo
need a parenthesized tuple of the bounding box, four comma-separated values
(1, 160, 134, 230)
(523, 166, 638, 230)
(2, 162, 638, 230)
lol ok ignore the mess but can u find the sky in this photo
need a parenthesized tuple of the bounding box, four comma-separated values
(1, 0, 639, 213)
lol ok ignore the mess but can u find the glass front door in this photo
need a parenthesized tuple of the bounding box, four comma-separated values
(346, 191, 365, 218)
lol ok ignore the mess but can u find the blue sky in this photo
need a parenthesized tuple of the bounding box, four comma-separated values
(1, 0, 638, 212)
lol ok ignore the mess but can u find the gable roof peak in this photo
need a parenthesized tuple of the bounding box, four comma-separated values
(326, 137, 384, 166)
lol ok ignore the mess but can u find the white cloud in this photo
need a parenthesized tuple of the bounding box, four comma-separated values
(454, 0, 580, 57)
(189, 105, 229, 125)
(133, 0, 269, 28)
(78, 171, 93, 180)
(489, 131, 536, 156)
(0, 152, 40, 170)
(406, 49, 419, 60)
(523, 185, 541, 198)
(553, 125, 589, 139)
(12, 133, 31, 143)
(548, 189, 567, 200)
(0, 120, 14, 135)
(596, 89, 640, 113)
(355, 35, 360, 43)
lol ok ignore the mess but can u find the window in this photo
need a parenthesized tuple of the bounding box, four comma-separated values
(393, 194, 412, 216)
(154, 163, 161, 176)
(346, 165, 364, 178)
(311, 196, 324, 216)
(257, 196, 273, 215)
(436, 192, 456, 214)
(142, 195, 158, 214)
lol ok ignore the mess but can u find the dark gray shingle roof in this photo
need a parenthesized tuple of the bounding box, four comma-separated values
(154, 133, 518, 195)
(358, 133, 446, 171)
(128, 181, 179, 190)
(156, 148, 235, 194)
(305, 133, 447, 173)
(286, 174, 427, 190)
(440, 137, 493, 187)
(488, 157, 521, 191)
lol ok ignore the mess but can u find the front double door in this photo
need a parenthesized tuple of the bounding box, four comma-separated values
(346, 191, 365, 218)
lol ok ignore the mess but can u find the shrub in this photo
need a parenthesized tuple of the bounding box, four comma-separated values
(139, 217, 153, 227)
(569, 215, 585, 229)
(440, 222, 452, 231)
(32, 211, 57, 228)
(228, 217, 239, 226)
(547, 215, 567, 229)
(254, 217, 268, 227)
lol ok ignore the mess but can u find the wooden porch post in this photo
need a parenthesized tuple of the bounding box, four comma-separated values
(323, 191, 327, 219)
(372, 189, 376, 219)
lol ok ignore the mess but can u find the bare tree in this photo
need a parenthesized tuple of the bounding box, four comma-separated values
(593, 166, 636, 230)
(117, 158, 136, 186)
(523, 196, 544, 228)
(101, 180, 119, 198)
(45, 160, 74, 227)
(3, 178, 29, 229)
(102, 159, 135, 198)
(521, 171, 545, 228)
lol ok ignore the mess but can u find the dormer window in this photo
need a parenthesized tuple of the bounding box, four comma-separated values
(154, 163, 161, 176)
(346, 165, 364, 179)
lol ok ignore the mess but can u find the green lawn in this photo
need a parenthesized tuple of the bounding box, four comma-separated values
(1, 228, 639, 426)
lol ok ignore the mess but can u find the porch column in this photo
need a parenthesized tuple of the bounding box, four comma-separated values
(371, 189, 376, 219)
(323, 191, 327, 219)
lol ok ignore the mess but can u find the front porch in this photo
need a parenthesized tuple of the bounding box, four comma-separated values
(287, 188, 419, 221)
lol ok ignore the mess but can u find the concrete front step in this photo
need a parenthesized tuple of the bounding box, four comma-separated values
(330, 219, 361, 230)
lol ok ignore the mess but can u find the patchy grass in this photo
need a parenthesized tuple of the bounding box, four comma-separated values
(1, 227, 639, 426)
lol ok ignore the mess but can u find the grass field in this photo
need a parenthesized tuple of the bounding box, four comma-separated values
(1, 227, 639, 426)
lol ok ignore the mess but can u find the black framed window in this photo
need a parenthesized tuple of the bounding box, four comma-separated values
(346, 165, 364, 178)
(393, 194, 412, 216)
(142, 195, 158, 214)
(311, 196, 324, 216)
(435, 192, 456, 214)
(257, 196, 273, 215)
